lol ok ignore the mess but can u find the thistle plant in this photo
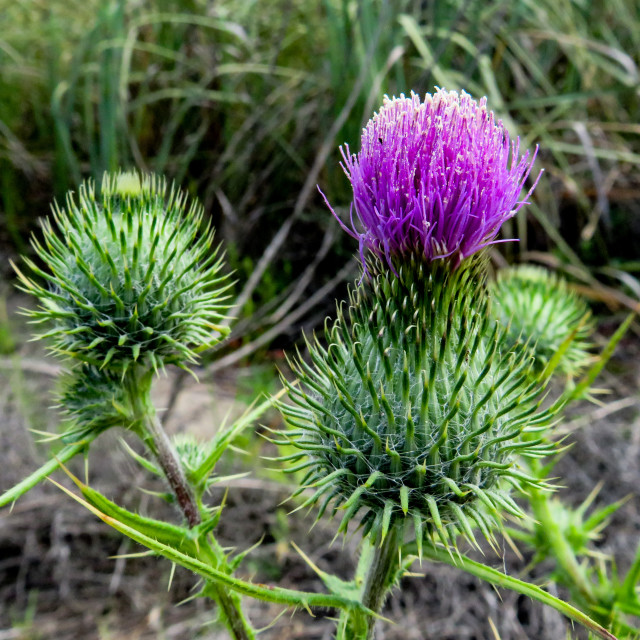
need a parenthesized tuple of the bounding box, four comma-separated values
(1, 169, 387, 640)
(2, 173, 263, 639)
(278, 89, 597, 638)
(486, 267, 640, 637)
(281, 257, 556, 547)
(5, 172, 233, 512)
(0, 104, 630, 640)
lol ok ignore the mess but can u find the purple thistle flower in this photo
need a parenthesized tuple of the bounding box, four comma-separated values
(322, 89, 541, 268)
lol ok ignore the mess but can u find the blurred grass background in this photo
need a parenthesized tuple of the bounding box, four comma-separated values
(1, 0, 639, 364)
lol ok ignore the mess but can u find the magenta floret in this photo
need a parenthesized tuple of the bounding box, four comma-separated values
(323, 89, 540, 267)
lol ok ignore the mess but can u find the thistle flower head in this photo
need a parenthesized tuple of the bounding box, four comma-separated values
(325, 89, 539, 268)
(15, 172, 232, 374)
(490, 265, 593, 377)
(278, 91, 556, 548)
(278, 260, 557, 548)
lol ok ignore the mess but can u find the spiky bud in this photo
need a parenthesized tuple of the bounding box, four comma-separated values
(490, 265, 593, 377)
(57, 365, 133, 443)
(279, 258, 557, 547)
(172, 435, 214, 485)
(125, 434, 222, 501)
(14, 172, 231, 374)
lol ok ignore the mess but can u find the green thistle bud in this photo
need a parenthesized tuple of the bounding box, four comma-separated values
(58, 365, 133, 443)
(489, 265, 593, 377)
(14, 172, 232, 374)
(278, 257, 557, 548)
(173, 434, 213, 483)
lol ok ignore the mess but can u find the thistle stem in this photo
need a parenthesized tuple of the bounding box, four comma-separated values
(216, 589, 255, 640)
(361, 529, 400, 632)
(124, 371, 200, 528)
(123, 370, 254, 640)
(142, 416, 258, 640)
(201, 538, 256, 640)
(529, 489, 594, 602)
(339, 524, 401, 639)
(143, 410, 201, 527)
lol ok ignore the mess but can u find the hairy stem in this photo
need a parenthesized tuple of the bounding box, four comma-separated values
(361, 528, 400, 637)
(201, 537, 256, 640)
(215, 588, 256, 640)
(124, 371, 200, 527)
(143, 410, 201, 527)
(123, 369, 255, 640)
(338, 524, 401, 639)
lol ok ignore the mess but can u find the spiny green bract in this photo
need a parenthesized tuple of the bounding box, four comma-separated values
(58, 365, 133, 443)
(278, 257, 558, 549)
(14, 172, 232, 374)
(490, 265, 593, 377)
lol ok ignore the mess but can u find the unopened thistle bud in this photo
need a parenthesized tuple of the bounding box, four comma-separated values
(14, 172, 232, 375)
(280, 90, 553, 548)
(490, 265, 593, 377)
(57, 365, 133, 443)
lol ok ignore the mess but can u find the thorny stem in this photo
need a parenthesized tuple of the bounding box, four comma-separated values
(339, 523, 402, 639)
(124, 370, 200, 527)
(143, 410, 201, 527)
(361, 527, 400, 638)
(213, 588, 256, 640)
(123, 369, 254, 640)
(201, 537, 256, 640)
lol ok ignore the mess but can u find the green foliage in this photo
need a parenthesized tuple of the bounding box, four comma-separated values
(502, 309, 638, 639)
(1, 1, 639, 635)
(518, 489, 626, 567)
(61, 476, 375, 618)
(48, 404, 376, 626)
(2, 0, 638, 243)
(278, 256, 560, 549)
(14, 171, 231, 375)
(490, 265, 594, 377)
(512, 472, 640, 638)
(411, 541, 619, 640)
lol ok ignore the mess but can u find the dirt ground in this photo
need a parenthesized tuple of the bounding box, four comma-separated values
(1, 296, 639, 640)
